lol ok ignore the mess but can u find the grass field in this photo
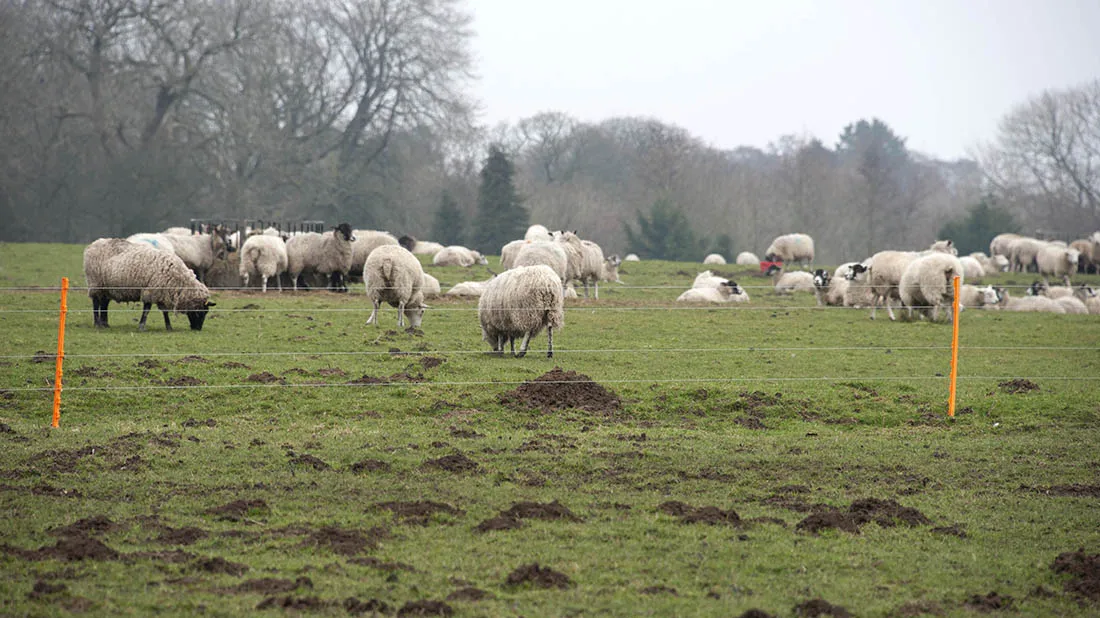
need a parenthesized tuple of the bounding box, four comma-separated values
(1, 241, 1098, 617)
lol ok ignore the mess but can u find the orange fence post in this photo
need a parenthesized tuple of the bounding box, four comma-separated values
(52, 277, 69, 428)
(948, 275, 960, 418)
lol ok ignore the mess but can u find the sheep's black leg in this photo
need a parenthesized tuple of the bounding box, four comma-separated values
(91, 297, 102, 327)
(547, 326, 553, 358)
(162, 310, 173, 331)
(508, 337, 515, 356)
(139, 302, 152, 331)
(100, 298, 110, 327)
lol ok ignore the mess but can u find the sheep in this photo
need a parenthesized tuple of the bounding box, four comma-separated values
(851, 250, 921, 320)
(834, 262, 874, 308)
(525, 224, 553, 242)
(1054, 296, 1088, 314)
(399, 235, 446, 257)
(238, 234, 288, 292)
(433, 245, 488, 267)
(349, 231, 399, 280)
(693, 270, 729, 290)
(992, 290, 1067, 313)
(363, 245, 427, 329)
(1027, 280, 1075, 299)
(1070, 239, 1095, 274)
(958, 284, 1001, 309)
(602, 254, 623, 283)
(445, 280, 493, 296)
(1036, 244, 1080, 286)
(764, 233, 814, 268)
(735, 251, 760, 266)
(83, 238, 214, 331)
(500, 239, 528, 269)
(703, 253, 727, 265)
(958, 256, 984, 281)
(968, 252, 1006, 276)
(898, 252, 964, 322)
(285, 223, 356, 292)
(165, 226, 231, 283)
(164, 226, 194, 236)
(928, 240, 958, 255)
(127, 233, 176, 256)
(769, 266, 815, 294)
(514, 241, 568, 282)
(989, 233, 1022, 258)
(677, 280, 747, 303)
(1008, 237, 1048, 272)
(624, 254, 641, 262)
(478, 264, 564, 358)
(555, 232, 604, 298)
(422, 273, 441, 298)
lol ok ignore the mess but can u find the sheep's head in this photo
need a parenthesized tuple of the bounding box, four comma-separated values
(398, 235, 417, 252)
(186, 301, 216, 331)
(812, 269, 831, 290)
(1067, 248, 1080, 267)
(473, 251, 488, 265)
(764, 263, 782, 276)
(845, 263, 869, 281)
(334, 223, 354, 242)
(721, 280, 744, 296)
(607, 254, 622, 267)
(930, 239, 957, 255)
(978, 286, 1000, 306)
(404, 299, 427, 329)
(993, 255, 1010, 271)
(1026, 280, 1047, 296)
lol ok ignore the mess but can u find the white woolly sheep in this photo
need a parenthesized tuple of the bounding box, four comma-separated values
(555, 232, 605, 298)
(899, 253, 964, 321)
(445, 280, 493, 297)
(350, 230, 399, 280)
(989, 233, 1022, 258)
(834, 262, 875, 308)
(433, 245, 487, 267)
(676, 280, 747, 303)
(1054, 296, 1088, 314)
(514, 241, 568, 282)
(601, 254, 623, 283)
(1036, 244, 1080, 286)
(84, 238, 214, 331)
(238, 234, 288, 292)
(993, 290, 1067, 313)
(163, 226, 194, 236)
(693, 270, 728, 290)
(399, 235, 446, 257)
(1007, 237, 1048, 272)
(624, 254, 640, 262)
(127, 233, 176, 256)
(500, 239, 528, 269)
(958, 256, 984, 281)
(703, 253, 727, 265)
(166, 227, 231, 283)
(772, 269, 815, 294)
(1070, 239, 1095, 274)
(928, 240, 958, 255)
(764, 233, 814, 268)
(364, 245, 427, 329)
(853, 250, 921, 320)
(736, 251, 760, 266)
(958, 284, 1001, 309)
(422, 273, 441, 298)
(525, 224, 553, 242)
(478, 264, 564, 358)
(286, 223, 356, 292)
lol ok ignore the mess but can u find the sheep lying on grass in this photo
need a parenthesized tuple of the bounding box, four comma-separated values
(736, 251, 760, 266)
(677, 280, 747, 303)
(433, 246, 488, 267)
(446, 280, 493, 297)
(478, 265, 564, 358)
(422, 273, 441, 298)
(364, 245, 427, 329)
(84, 238, 214, 331)
(703, 253, 726, 265)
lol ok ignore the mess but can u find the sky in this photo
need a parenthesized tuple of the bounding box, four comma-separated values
(468, 0, 1100, 160)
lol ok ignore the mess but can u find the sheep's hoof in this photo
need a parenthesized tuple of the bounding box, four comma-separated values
(515, 351, 528, 359)
(546, 351, 553, 358)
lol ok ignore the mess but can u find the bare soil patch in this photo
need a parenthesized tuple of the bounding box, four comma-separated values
(641, 585, 678, 595)
(221, 361, 251, 369)
(256, 596, 326, 610)
(795, 498, 931, 535)
(158, 376, 205, 386)
(231, 577, 313, 594)
(1026, 484, 1100, 498)
(206, 499, 270, 522)
(4, 535, 119, 562)
(505, 563, 572, 589)
(318, 368, 347, 377)
(155, 526, 208, 545)
(31, 350, 55, 363)
(793, 598, 852, 617)
(136, 359, 161, 369)
(27, 580, 67, 599)
(176, 355, 210, 364)
(247, 372, 286, 384)
(964, 592, 1014, 612)
(498, 367, 621, 413)
(348, 459, 391, 473)
(420, 356, 445, 370)
(422, 452, 480, 473)
(1052, 549, 1100, 602)
(372, 501, 464, 525)
(344, 598, 390, 615)
(737, 610, 776, 618)
(288, 453, 331, 470)
(658, 501, 741, 525)
(473, 516, 524, 533)
(194, 556, 250, 576)
(50, 515, 119, 538)
(449, 428, 483, 439)
(998, 379, 1039, 394)
(128, 550, 196, 564)
(300, 526, 384, 556)
(446, 587, 492, 601)
(182, 418, 217, 428)
(398, 600, 454, 616)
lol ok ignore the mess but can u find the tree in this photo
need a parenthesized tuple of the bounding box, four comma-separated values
(938, 197, 1020, 256)
(837, 118, 912, 255)
(472, 145, 527, 252)
(431, 191, 465, 246)
(622, 199, 702, 261)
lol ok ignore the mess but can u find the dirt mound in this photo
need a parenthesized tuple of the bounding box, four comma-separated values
(446, 587, 492, 601)
(136, 359, 161, 369)
(247, 372, 285, 384)
(301, 526, 383, 556)
(318, 368, 347, 377)
(232, 577, 313, 594)
(182, 418, 217, 428)
(50, 515, 118, 537)
(892, 601, 944, 617)
(397, 600, 454, 616)
(221, 361, 251, 369)
(206, 499, 270, 521)
(4, 535, 119, 561)
(658, 501, 740, 525)
(31, 350, 56, 363)
(176, 355, 209, 363)
(347, 557, 416, 572)
(796, 498, 931, 534)
(793, 598, 852, 617)
(155, 526, 208, 545)
(998, 379, 1039, 394)
(256, 596, 326, 610)
(344, 598, 390, 615)
(737, 611, 776, 618)
(473, 516, 524, 533)
(27, 580, 67, 599)
(348, 459, 391, 473)
(422, 453, 480, 473)
(498, 367, 621, 413)
(1052, 549, 1100, 602)
(930, 524, 967, 538)
(641, 585, 678, 595)
(500, 500, 582, 522)
(372, 501, 463, 524)
(1030, 484, 1100, 498)
(449, 428, 484, 439)
(505, 563, 572, 589)
(161, 376, 205, 386)
(420, 357, 445, 370)
(288, 454, 331, 470)
(194, 556, 250, 576)
(128, 550, 196, 564)
(964, 592, 1014, 612)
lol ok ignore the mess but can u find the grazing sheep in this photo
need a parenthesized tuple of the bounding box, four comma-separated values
(525, 224, 553, 242)
(555, 232, 604, 298)
(677, 280, 747, 303)
(736, 251, 760, 266)
(364, 245, 427, 329)
(83, 238, 214, 331)
(433, 245, 487, 267)
(898, 252, 964, 322)
(958, 256, 984, 281)
(514, 241, 568, 282)
(446, 280, 493, 297)
(349, 230, 399, 280)
(928, 240, 958, 255)
(285, 223, 356, 292)
(624, 253, 641, 262)
(852, 250, 921, 320)
(238, 234, 288, 292)
(703, 253, 727, 265)
(478, 265, 564, 358)
(1036, 244, 1080, 286)
(165, 227, 231, 283)
(126, 233, 176, 256)
(422, 273, 441, 298)
(989, 233, 1022, 258)
(764, 233, 814, 268)
(1008, 237, 1048, 272)
(602, 254, 623, 283)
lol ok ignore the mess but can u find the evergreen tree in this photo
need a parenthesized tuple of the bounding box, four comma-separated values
(431, 191, 465, 246)
(622, 199, 703, 261)
(938, 197, 1020, 256)
(472, 145, 528, 252)
(708, 233, 734, 261)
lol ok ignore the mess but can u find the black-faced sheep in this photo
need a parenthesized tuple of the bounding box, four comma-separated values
(285, 223, 356, 292)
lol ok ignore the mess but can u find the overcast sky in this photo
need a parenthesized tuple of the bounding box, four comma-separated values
(468, 0, 1100, 160)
